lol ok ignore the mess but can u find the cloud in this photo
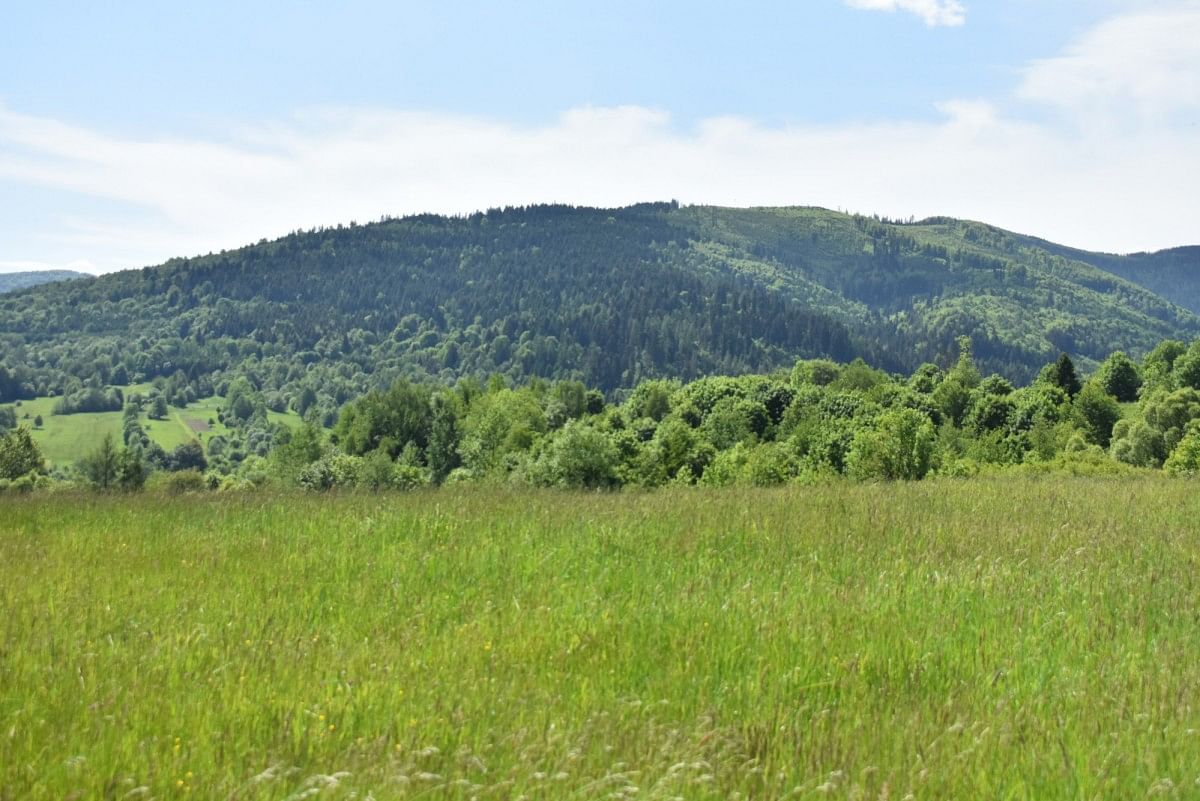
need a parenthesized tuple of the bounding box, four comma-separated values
(2, 5, 1199, 273)
(843, 0, 966, 27)
(1017, 3, 1200, 124)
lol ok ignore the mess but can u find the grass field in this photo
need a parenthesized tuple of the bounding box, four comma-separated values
(6, 390, 303, 467)
(2, 479, 1199, 799)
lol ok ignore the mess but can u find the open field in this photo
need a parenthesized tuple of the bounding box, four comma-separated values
(2, 479, 1199, 799)
(5, 390, 303, 467)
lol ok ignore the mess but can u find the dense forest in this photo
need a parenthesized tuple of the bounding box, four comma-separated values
(6, 336, 1200, 493)
(1, 204, 1197, 433)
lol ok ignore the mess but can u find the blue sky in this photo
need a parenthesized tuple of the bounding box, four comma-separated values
(2, 0, 1197, 273)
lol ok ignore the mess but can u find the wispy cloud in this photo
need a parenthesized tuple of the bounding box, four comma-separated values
(1017, 3, 1200, 125)
(843, 0, 967, 27)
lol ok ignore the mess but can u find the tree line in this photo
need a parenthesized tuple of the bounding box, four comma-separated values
(6, 336, 1200, 493)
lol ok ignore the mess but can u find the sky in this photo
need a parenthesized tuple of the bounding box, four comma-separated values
(1, 0, 1198, 274)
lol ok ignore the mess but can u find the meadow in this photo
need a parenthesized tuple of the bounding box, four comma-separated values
(1, 478, 1199, 799)
(8, 389, 302, 468)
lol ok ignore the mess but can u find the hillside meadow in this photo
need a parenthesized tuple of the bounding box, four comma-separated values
(2, 478, 1199, 799)
(7, 389, 303, 469)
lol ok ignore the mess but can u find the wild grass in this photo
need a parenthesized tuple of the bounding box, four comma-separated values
(1, 478, 1198, 799)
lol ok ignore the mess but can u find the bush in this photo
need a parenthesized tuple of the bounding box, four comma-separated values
(1072, 382, 1121, 447)
(0, 427, 45, 480)
(298, 453, 363, 491)
(1164, 426, 1200, 476)
(150, 469, 208, 495)
(847, 408, 935, 481)
(528, 420, 620, 489)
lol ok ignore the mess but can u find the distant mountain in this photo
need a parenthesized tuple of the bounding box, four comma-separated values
(0, 204, 1196, 413)
(0, 270, 87, 294)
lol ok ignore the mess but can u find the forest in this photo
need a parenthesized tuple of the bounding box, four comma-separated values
(1, 204, 1197, 436)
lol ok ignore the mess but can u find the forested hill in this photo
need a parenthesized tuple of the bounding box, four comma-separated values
(0, 270, 86, 294)
(0, 203, 1197, 416)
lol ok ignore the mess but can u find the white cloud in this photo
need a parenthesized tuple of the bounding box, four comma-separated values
(843, 0, 966, 27)
(1018, 3, 1200, 124)
(2, 5, 1200, 273)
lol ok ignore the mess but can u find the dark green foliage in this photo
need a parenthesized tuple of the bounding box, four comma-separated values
(78, 433, 145, 492)
(166, 441, 207, 473)
(1072, 382, 1121, 447)
(1094, 351, 1142, 402)
(1, 206, 1196, 419)
(0, 427, 44, 480)
(427, 393, 462, 483)
(334, 379, 432, 458)
(0, 406, 15, 430)
(1042, 353, 1082, 398)
(150, 395, 168, 420)
(54, 386, 123, 415)
(528, 421, 620, 489)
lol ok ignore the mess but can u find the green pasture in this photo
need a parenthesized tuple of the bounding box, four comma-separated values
(2, 478, 1199, 799)
(4, 389, 302, 467)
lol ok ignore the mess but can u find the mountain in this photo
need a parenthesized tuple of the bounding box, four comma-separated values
(0, 270, 87, 294)
(0, 204, 1196, 417)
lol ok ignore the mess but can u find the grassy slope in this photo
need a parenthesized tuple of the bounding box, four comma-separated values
(2, 479, 1198, 799)
(7, 389, 302, 467)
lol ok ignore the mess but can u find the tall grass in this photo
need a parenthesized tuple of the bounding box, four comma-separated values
(2, 478, 1199, 799)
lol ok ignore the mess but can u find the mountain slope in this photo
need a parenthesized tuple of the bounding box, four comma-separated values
(0, 270, 87, 294)
(1005, 236, 1200, 316)
(0, 204, 1196, 414)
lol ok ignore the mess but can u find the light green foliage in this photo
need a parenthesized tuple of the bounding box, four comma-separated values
(847, 408, 936, 480)
(1142, 387, 1200, 450)
(459, 388, 547, 475)
(298, 452, 363, 492)
(1175, 340, 1200, 391)
(148, 468, 209, 494)
(269, 419, 328, 485)
(701, 396, 767, 450)
(1110, 419, 1168, 468)
(1164, 424, 1200, 475)
(830, 358, 889, 393)
(4, 482, 1200, 798)
(1140, 339, 1187, 393)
